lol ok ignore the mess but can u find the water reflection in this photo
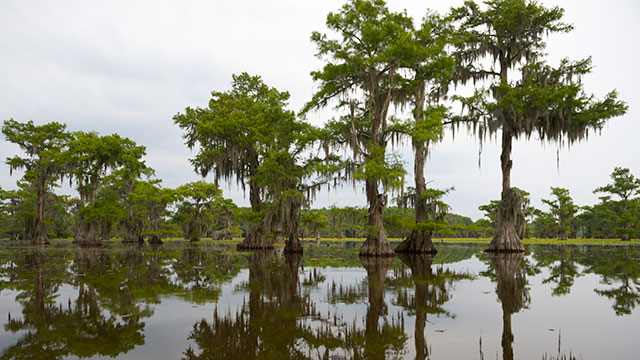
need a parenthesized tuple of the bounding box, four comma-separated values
(2, 246, 151, 359)
(489, 253, 530, 360)
(0, 242, 638, 359)
(532, 246, 581, 296)
(578, 247, 640, 316)
(183, 250, 317, 359)
(356, 256, 406, 360)
(394, 253, 472, 360)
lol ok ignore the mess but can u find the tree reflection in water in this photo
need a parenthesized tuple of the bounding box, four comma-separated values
(183, 252, 407, 359)
(578, 247, 640, 316)
(489, 253, 530, 360)
(1, 242, 638, 358)
(394, 253, 472, 360)
(1, 246, 154, 359)
(353, 256, 406, 360)
(531, 245, 581, 296)
(183, 250, 318, 359)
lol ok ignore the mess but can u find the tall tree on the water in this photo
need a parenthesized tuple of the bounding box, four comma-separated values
(2, 120, 70, 244)
(175, 73, 302, 250)
(304, 0, 411, 256)
(394, 13, 455, 254)
(66, 132, 147, 246)
(451, 0, 627, 252)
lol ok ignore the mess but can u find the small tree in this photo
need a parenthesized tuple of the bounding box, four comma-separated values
(541, 187, 578, 240)
(173, 181, 226, 242)
(0, 188, 23, 240)
(301, 210, 328, 240)
(129, 180, 178, 244)
(594, 167, 640, 240)
(2, 119, 70, 244)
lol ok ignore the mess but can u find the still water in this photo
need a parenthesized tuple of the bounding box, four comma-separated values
(0, 241, 638, 359)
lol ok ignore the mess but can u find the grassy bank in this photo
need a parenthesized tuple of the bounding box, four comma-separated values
(302, 237, 640, 246)
(43, 237, 640, 246)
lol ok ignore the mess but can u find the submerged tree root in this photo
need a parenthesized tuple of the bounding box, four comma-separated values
(359, 238, 395, 257)
(236, 234, 274, 251)
(486, 188, 525, 253)
(283, 240, 303, 254)
(485, 225, 525, 253)
(395, 230, 437, 254)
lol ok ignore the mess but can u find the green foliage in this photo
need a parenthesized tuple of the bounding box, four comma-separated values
(2, 119, 71, 242)
(0, 187, 24, 240)
(65, 131, 148, 244)
(127, 180, 178, 238)
(540, 187, 579, 240)
(174, 72, 293, 185)
(305, 0, 419, 244)
(301, 210, 328, 239)
(451, 0, 627, 141)
(173, 181, 220, 241)
(175, 73, 337, 247)
(451, 0, 626, 249)
(592, 167, 640, 240)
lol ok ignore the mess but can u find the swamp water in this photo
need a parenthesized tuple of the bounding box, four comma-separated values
(0, 241, 638, 359)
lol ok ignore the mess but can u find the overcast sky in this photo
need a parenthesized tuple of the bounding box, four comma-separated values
(1, 0, 638, 220)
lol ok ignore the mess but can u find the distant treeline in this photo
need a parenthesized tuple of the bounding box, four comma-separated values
(297, 173, 640, 241)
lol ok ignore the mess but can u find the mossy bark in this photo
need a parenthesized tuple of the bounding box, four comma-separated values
(486, 132, 525, 252)
(359, 180, 394, 256)
(32, 179, 49, 245)
(395, 230, 437, 254)
(396, 84, 437, 255)
(123, 221, 141, 243)
(283, 198, 303, 254)
(75, 220, 101, 247)
(395, 143, 437, 254)
(236, 181, 274, 251)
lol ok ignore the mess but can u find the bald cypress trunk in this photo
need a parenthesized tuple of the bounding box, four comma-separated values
(123, 199, 143, 243)
(486, 131, 525, 252)
(284, 201, 303, 254)
(76, 182, 101, 247)
(237, 180, 272, 250)
(32, 179, 49, 245)
(359, 180, 394, 256)
(396, 142, 437, 254)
